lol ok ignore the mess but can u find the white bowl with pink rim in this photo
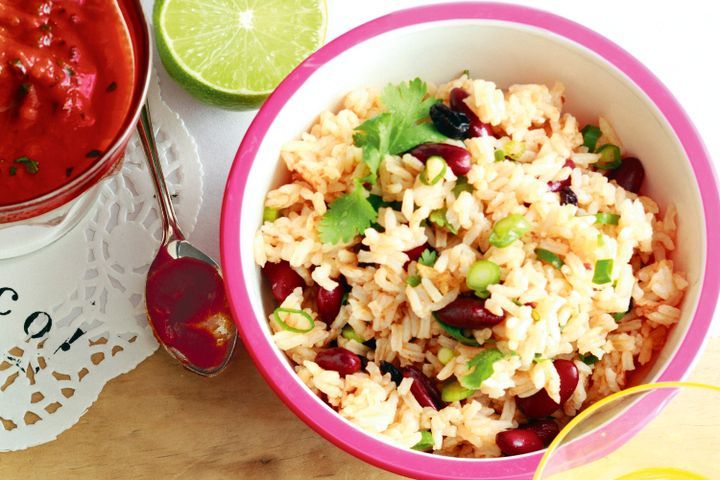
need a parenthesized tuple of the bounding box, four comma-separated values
(221, 3, 720, 479)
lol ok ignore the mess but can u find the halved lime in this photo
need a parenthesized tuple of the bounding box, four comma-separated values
(153, 0, 327, 110)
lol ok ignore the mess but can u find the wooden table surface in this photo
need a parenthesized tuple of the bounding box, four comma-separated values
(2, 338, 719, 479)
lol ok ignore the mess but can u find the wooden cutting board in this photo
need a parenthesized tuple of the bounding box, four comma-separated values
(2, 338, 718, 479)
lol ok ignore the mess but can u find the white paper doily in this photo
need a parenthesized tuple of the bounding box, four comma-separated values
(0, 73, 203, 451)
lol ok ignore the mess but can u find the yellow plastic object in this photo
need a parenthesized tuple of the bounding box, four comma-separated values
(534, 382, 720, 480)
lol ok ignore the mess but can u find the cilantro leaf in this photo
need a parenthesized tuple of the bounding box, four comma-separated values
(318, 181, 377, 244)
(580, 353, 599, 365)
(14, 156, 39, 174)
(429, 209, 458, 234)
(459, 349, 504, 389)
(354, 79, 446, 184)
(418, 248, 437, 267)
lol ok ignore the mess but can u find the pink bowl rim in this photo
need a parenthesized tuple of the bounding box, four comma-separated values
(221, 3, 720, 479)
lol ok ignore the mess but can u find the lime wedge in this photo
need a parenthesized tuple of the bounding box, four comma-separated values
(153, 0, 327, 110)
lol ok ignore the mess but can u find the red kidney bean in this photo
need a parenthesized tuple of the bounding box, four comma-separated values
(315, 347, 362, 377)
(555, 359, 579, 403)
(262, 260, 304, 303)
(316, 277, 347, 323)
(547, 178, 571, 193)
(559, 187, 578, 206)
(516, 359, 579, 418)
(430, 103, 470, 139)
(408, 143, 472, 176)
(608, 157, 645, 193)
(548, 159, 576, 192)
(435, 297, 504, 329)
(402, 364, 445, 410)
(449, 88, 493, 138)
(496, 429, 544, 456)
(525, 418, 559, 446)
(403, 243, 429, 268)
(380, 361, 403, 385)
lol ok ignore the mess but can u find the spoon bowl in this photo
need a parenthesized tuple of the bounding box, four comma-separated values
(138, 104, 237, 376)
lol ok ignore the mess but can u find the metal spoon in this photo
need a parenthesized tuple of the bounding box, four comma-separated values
(137, 103, 237, 376)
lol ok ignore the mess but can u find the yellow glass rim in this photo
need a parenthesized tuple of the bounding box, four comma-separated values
(533, 381, 720, 479)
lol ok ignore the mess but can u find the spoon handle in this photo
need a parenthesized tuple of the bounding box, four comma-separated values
(137, 103, 184, 242)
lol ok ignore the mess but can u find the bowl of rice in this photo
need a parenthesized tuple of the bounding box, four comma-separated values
(220, 3, 720, 479)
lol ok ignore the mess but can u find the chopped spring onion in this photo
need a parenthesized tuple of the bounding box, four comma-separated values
(494, 149, 505, 162)
(595, 212, 620, 225)
(341, 324, 366, 343)
(263, 207, 279, 222)
(595, 144, 622, 170)
(435, 317, 479, 346)
(489, 214, 531, 248)
(420, 156, 447, 185)
(437, 347, 456, 365)
(611, 312, 626, 322)
(459, 348, 504, 389)
(441, 380, 474, 402)
(581, 125, 601, 152)
(273, 307, 315, 333)
(406, 275, 421, 287)
(534, 248, 564, 269)
(533, 353, 548, 363)
(466, 260, 501, 298)
(412, 431, 435, 451)
(592, 259, 614, 284)
(504, 140, 526, 160)
(580, 353, 599, 365)
(452, 175, 473, 196)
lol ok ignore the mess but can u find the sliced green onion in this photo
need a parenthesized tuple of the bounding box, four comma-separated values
(273, 307, 315, 333)
(341, 324, 366, 343)
(263, 207, 279, 222)
(489, 214, 531, 248)
(466, 260, 501, 297)
(592, 259, 614, 284)
(595, 212, 620, 225)
(494, 149, 505, 162)
(580, 353, 599, 365)
(421, 156, 447, 185)
(452, 175, 473, 196)
(459, 348, 504, 389)
(437, 347, 456, 365)
(412, 431, 435, 451)
(611, 311, 625, 322)
(441, 380, 474, 402)
(581, 125, 601, 152)
(504, 141, 526, 160)
(597, 234, 606, 247)
(594, 144, 622, 170)
(435, 317, 479, 346)
(534, 248, 564, 269)
(533, 353, 548, 363)
(531, 309, 541, 322)
(406, 275, 421, 287)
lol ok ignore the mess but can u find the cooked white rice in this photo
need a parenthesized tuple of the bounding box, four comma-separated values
(254, 75, 687, 457)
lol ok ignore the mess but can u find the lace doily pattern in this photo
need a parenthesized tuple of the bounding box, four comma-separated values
(0, 75, 203, 451)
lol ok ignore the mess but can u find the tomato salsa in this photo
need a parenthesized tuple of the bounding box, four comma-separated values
(146, 251, 235, 372)
(0, 0, 135, 206)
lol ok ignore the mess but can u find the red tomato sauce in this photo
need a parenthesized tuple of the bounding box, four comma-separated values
(0, 0, 135, 206)
(146, 252, 235, 372)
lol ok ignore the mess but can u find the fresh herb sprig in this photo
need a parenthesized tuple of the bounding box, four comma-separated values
(318, 79, 446, 244)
